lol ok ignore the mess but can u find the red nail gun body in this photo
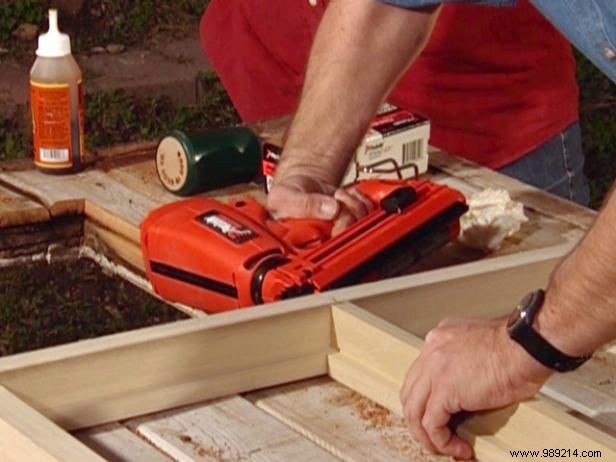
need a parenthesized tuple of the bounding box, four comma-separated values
(141, 179, 467, 313)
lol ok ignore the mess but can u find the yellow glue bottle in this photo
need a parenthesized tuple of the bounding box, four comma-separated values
(30, 9, 85, 174)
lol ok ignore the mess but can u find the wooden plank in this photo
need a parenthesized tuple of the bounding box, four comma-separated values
(84, 200, 142, 244)
(0, 243, 574, 433)
(0, 169, 158, 241)
(429, 149, 597, 229)
(107, 158, 267, 205)
(329, 303, 616, 461)
(84, 220, 145, 272)
(0, 244, 593, 461)
(542, 347, 616, 431)
(0, 169, 85, 216)
(104, 159, 182, 204)
(249, 378, 448, 462)
(76, 423, 171, 462)
(353, 243, 573, 337)
(0, 162, 264, 245)
(0, 303, 332, 431)
(0, 184, 49, 227)
(127, 396, 339, 462)
(0, 386, 104, 462)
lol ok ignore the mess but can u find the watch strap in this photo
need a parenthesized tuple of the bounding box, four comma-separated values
(509, 292, 591, 373)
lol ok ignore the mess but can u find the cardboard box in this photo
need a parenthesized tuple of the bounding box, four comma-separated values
(262, 103, 430, 192)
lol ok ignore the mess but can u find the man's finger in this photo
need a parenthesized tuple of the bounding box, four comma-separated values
(268, 188, 339, 220)
(334, 188, 372, 220)
(347, 187, 375, 213)
(404, 374, 438, 454)
(332, 209, 356, 236)
(422, 394, 472, 459)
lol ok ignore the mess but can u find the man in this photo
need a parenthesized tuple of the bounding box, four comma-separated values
(261, 0, 614, 459)
(202, 0, 590, 207)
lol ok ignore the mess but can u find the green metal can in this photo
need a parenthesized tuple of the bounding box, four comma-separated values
(156, 127, 262, 196)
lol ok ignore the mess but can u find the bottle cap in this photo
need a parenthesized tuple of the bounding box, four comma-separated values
(36, 9, 71, 58)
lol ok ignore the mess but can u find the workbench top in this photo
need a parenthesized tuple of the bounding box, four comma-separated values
(1, 124, 609, 461)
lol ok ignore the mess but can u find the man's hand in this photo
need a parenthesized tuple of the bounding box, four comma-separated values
(400, 318, 552, 459)
(267, 172, 374, 234)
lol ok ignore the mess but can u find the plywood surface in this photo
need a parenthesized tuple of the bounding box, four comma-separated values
(543, 346, 616, 432)
(126, 396, 339, 462)
(0, 184, 50, 228)
(0, 386, 104, 462)
(76, 423, 172, 462)
(248, 378, 448, 462)
(106, 159, 267, 205)
(0, 169, 158, 233)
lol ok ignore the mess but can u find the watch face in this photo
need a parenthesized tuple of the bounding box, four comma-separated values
(507, 292, 534, 330)
(507, 305, 522, 329)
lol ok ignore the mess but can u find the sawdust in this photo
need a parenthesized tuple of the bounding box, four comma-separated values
(331, 387, 393, 429)
(354, 395, 394, 429)
(177, 433, 243, 462)
(331, 387, 464, 461)
(197, 446, 230, 461)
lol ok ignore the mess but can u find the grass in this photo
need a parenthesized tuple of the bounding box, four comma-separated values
(0, 0, 211, 56)
(0, 0, 46, 45)
(86, 72, 239, 149)
(0, 108, 30, 161)
(0, 258, 188, 356)
(0, 71, 239, 160)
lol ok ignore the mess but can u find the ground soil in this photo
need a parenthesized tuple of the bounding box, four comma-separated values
(0, 257, 188, 357)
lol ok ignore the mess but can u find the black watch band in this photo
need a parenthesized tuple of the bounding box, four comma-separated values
(507, 290, 591, 373)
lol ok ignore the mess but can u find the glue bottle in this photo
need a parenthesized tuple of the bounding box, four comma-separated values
(30, 9, 85, 174)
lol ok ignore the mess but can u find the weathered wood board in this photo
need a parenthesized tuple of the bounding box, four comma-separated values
(0, 184, 49, 227)
(76, 423, 172, 462)
(126, 396, 339, 462)
(247, 378, 449, 462)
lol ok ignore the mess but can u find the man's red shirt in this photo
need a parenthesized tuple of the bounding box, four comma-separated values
(201, 0, 579, 168)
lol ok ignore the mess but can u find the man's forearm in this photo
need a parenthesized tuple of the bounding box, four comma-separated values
(537, 190, 616, 356)
(276, 0, 440, 185)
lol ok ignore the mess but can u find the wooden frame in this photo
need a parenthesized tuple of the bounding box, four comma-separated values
(2, 243, 615, 461)
(0, 138, 603, 459)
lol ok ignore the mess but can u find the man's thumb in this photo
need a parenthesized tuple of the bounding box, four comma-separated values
(268, 189, 339, 220)
(311, 195, 339, 219)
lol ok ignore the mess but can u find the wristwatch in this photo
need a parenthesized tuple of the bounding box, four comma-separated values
(507, 289, 591, 372)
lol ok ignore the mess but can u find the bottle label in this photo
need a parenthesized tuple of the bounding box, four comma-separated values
(31, 81, 74, 169)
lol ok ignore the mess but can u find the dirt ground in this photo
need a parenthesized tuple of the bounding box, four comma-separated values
(0, 257, 188, 357)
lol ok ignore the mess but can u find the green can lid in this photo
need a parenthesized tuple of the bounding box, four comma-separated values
(156, 134, 192, 194)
